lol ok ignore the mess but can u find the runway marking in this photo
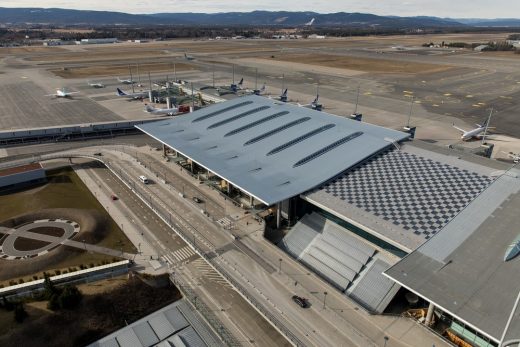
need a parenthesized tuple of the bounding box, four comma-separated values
(432, 104, 440, 107)
(472, 104, 481, 107)
(403, 90, 414, 94)
(500, 96, 512, 99)
(477, 102, 486, 105)
(466, 95, 474, 98)
(443, 93, 452, 96)
(363, 92, 372, 95)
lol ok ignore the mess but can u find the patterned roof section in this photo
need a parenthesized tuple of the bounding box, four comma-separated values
(304, 145, 496, 252)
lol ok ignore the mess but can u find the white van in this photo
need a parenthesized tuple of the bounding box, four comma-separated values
(139, 175, 149, 184)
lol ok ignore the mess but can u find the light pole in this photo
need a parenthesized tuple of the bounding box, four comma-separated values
(323, 291, 328, 309)
(499, 289, 520, 347)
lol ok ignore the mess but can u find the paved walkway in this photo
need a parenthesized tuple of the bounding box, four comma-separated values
(0, 228, 135, 259)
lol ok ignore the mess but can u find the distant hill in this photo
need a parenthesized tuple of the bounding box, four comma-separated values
(0, 7, 469, 28)
(455, 18, 520, 27)
(150, 11, 463, 27)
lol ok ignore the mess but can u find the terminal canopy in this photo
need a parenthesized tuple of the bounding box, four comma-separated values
(137, 95, 409, 205)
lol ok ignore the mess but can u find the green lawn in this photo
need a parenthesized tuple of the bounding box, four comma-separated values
(0, 166, 137, 285)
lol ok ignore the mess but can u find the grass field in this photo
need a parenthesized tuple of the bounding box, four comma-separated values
(51, 61, 195, 78)
(266, 52, 453, 74)
(0, 166, 136, 285)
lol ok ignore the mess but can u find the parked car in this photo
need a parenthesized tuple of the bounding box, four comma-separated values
(292, 295, 309, 308)
(111, 194, 118, 201)
(192, 196, 202, 203)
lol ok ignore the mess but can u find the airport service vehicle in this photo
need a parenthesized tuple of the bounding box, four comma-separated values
(192, 197, 202, 203)
(139, 176, 149, 184)
(292, 295, 309, 308)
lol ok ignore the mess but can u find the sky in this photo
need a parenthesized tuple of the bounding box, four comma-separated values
(0, 0, 518, 18)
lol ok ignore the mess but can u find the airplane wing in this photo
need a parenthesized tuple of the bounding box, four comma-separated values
(67, 92, 80, 95)
(452, 124, 467, 133)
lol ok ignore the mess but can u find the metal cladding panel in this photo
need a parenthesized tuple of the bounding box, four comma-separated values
(148, 313, 176, 340)
(177, 326, 207, 347)
(137, 95, 409, 205)
(132, 322, 160, 346)
(116, 329, 143, 347)
(164, 307, 190, 332)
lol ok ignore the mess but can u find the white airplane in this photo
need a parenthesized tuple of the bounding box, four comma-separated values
(144, 104, 179, 116)
(117, 77, 135, 85)
(452, 118, 494, 141)
(305, 18, 315, 26)
(501, 151, 520, 163)
(116, 88, 148, 100)
(87, 80, 105, 88)
(298, 94, 322, 111)
(45, 88, 79, 98)
(217, 78, 244, 95)
(252, 83, 266, 96)
(184, 52, 195, 61)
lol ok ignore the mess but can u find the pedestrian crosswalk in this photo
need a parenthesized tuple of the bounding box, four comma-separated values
(192, 258, 232, 287)
(163, 246, 196, 264)
(217, 217, 233, 230)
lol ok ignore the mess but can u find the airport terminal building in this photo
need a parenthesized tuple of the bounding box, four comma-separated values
(137, 95, 520, 347)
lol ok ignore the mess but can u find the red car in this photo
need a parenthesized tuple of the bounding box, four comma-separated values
(111, 195, 118, 201)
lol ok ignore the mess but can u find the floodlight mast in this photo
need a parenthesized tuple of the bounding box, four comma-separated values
(481, 107, 494, 146)
(354, 85, 360, 115)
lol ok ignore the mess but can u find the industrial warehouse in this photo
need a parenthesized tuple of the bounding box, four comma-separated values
(138, 95, 520, 347)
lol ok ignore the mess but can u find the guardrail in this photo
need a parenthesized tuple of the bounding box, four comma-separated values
(171, 274, 242, 347)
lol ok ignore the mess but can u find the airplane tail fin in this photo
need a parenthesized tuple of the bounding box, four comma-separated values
(313, 94, 319, 104)
(260, 83, 266, 92)
(116, 88, 126, 96)
(238, 78, 244, 87)
(281, 88, 288, 97)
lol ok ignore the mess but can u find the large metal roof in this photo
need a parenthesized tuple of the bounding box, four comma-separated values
(137, 95, 409, 205)
(385, 167, 520, 344)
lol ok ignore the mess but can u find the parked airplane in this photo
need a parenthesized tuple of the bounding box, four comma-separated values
(217, 78, 244, 95)
(298, 94, 322, 111)
(269, 88, 288, 102)
(144, 104, 179, 116)
(184, 52, 195, 61)
(452, 117, 494, 141)
(253, 83, 266, 96)
(501, 151, 520, 163)
(87, 81, 105, 88)
(117, 77, 135, 85)
(45, 88, 79, 98)
(116, 88, 148, 100)
(305, 18, 315, 26)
